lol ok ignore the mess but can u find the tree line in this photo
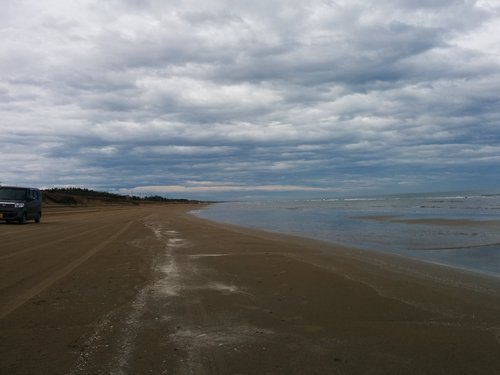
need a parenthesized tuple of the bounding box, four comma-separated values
(43, 187, 195, 203)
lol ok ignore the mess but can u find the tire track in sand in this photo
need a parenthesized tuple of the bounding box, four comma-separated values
(70, 215, 272, 374)
(0, 225, 114, 261)
(0, 221, 134, 319)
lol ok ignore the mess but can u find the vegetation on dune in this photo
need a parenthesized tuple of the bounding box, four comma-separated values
(42, 187, 198, 206)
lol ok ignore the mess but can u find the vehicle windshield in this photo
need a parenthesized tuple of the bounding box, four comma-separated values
(0, 188, 28, 200)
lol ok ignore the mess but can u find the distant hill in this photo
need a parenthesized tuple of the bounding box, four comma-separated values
(42, 188, 200, 206)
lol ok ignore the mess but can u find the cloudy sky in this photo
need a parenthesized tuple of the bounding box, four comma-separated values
(1, 0, 500, 200)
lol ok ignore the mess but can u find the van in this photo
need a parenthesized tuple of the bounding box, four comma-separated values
(0, 186, 42, 224)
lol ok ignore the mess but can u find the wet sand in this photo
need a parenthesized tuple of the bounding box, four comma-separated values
(1, 204, 499, 374)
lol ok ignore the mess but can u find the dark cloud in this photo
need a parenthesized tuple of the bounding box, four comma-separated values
(1, 0, 499, 199)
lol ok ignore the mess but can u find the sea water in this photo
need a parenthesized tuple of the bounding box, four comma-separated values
(193, 192, 500, 277)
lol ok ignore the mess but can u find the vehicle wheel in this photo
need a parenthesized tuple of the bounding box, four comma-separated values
(18, 213, 27, 224)
(35, 213, 41, 223)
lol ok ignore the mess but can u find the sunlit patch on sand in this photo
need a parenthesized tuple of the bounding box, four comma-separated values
(207, 282, 239, 293)
(109, 288, 149, 375)
(173, 325, 274, 347)
(140, 218, 270, 374)
(68, 287, 152, 375)
(142, 221, 190, 297)
(68, 312, 116, 375)
(205, 281, 250, 295)
(170, 325, 274, 372)
(167, 238, 185, 247)
(155, 259, 182, 297)
(188, 253, 231, 259)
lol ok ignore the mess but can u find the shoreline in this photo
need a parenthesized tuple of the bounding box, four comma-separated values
(1, 204, 499, 374)
(186, 208, 500, 297)
(178, 206, 500, 373)
(194, 203, 500, 279)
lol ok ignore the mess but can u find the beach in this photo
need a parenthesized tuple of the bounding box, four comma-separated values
(1, 204, 499, 374)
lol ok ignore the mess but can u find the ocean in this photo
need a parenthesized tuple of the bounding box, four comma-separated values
(193, 192, 500, 277)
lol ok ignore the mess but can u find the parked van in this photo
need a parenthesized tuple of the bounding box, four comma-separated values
(0, 186, 42, 224)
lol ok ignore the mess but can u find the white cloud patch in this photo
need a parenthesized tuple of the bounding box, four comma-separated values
(128, 184, 330, 194)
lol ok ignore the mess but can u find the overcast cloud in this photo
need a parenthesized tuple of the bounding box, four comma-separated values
(1, 0, 500, 199)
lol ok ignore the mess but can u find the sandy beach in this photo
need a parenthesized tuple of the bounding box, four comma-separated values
(1, 204, 499, 374)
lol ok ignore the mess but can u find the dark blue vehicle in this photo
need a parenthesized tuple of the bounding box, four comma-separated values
(0, 186, 42, 224)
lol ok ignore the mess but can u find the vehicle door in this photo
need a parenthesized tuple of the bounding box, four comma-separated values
(26, 189, 38, 219)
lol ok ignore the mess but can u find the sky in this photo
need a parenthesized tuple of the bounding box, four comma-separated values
(1, 0, 500, 200)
